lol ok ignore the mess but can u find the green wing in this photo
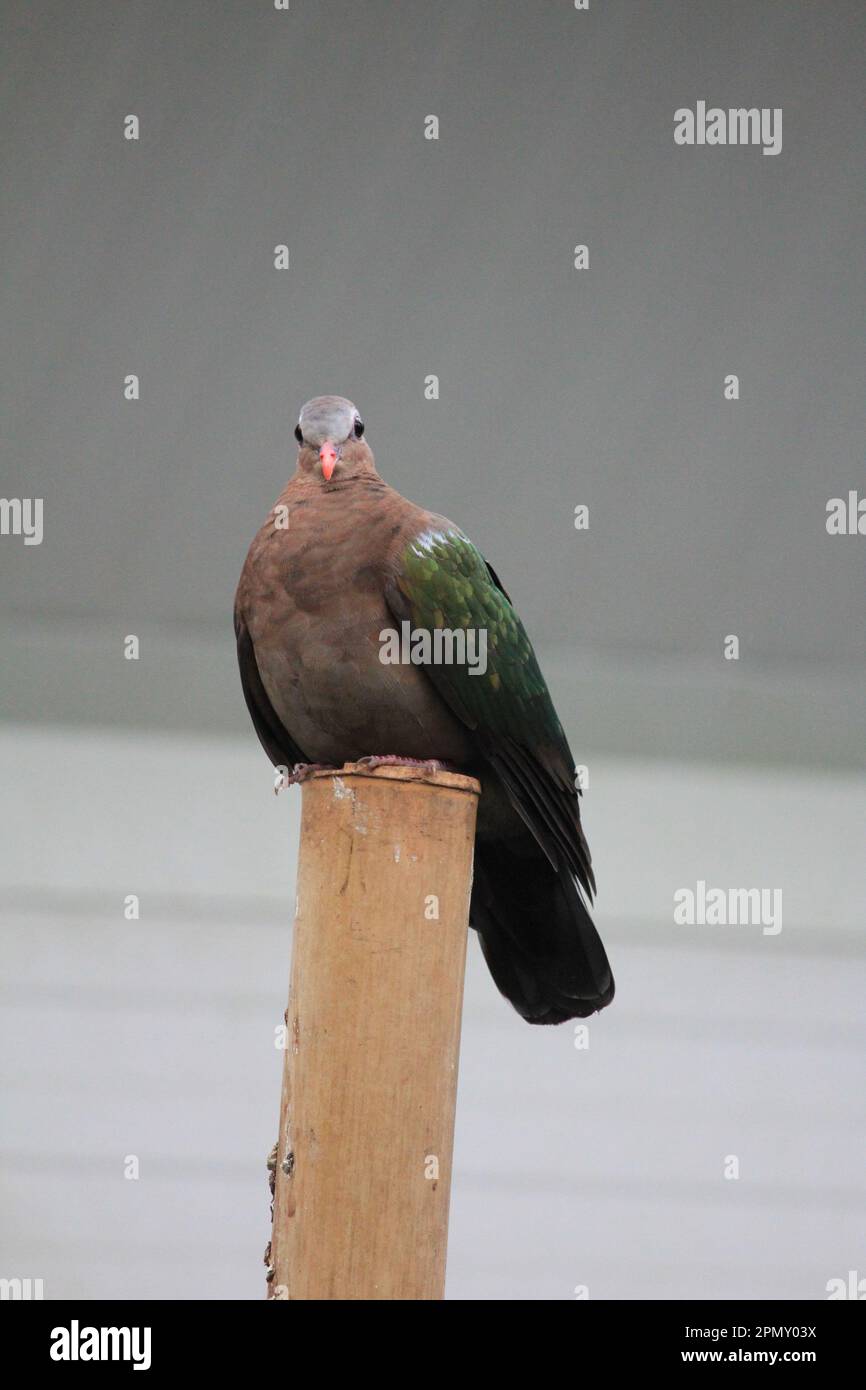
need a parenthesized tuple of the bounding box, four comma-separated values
(386, 525, 595, 897)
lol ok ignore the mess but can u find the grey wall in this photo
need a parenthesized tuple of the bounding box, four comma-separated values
(1, 0, 863, 764)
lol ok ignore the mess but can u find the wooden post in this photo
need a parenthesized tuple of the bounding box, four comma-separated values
(267, 761, 480, 1301)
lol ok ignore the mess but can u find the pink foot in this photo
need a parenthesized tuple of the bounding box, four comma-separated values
(275, 762, 339, 793)
(356, 755, 456, 774)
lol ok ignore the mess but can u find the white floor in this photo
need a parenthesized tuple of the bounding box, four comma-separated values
(1, 725, 864, 1300)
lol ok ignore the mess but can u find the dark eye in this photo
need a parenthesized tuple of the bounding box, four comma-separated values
(294, 424, 303, 444)
(354, 418, 365, 439)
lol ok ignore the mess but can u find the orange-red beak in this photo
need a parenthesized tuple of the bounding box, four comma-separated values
(319, 441, 338, 482)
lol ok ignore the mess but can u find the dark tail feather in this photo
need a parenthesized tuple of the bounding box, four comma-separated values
(471, 838, 614, 1025)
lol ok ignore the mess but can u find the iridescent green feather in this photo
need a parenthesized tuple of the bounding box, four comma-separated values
(393, 528, 573, 765)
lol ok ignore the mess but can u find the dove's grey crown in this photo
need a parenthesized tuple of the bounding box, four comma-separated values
(297, 395, 361, 446)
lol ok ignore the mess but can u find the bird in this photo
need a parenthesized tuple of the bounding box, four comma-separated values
(234, 395, 614, 1024)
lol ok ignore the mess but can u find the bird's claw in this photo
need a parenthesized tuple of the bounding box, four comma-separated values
(276, 758, 453, 792)
(356, 755, 454, 774)
(275, 762, 337, 793)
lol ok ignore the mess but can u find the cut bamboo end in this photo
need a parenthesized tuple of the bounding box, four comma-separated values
(268, 762, 480, 1301)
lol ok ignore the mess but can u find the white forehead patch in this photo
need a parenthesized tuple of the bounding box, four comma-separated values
(298, 395, 358, 446)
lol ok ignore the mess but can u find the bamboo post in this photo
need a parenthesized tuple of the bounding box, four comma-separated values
(267, 761, 480, 1301)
